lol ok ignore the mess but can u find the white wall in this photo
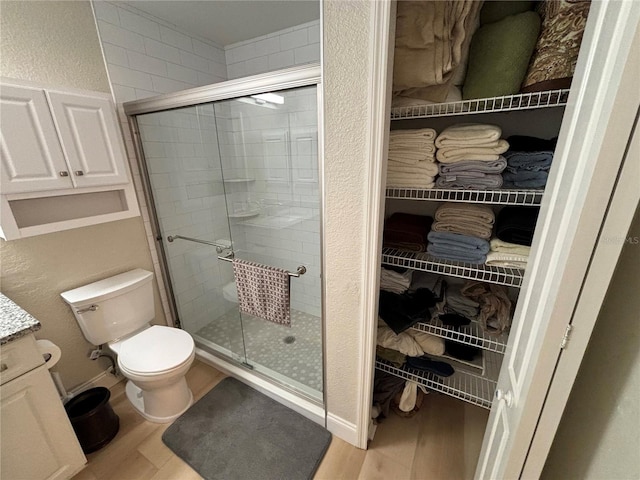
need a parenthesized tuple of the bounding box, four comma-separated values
(225, 20, 320, 79)
(323, 0, 373, 439)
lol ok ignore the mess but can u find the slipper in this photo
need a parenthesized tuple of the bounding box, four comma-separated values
(406, 356, 455, 377)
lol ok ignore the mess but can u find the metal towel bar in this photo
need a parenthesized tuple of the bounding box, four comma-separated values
(217, 252, 306, 277)
(167, 235, 230, 253)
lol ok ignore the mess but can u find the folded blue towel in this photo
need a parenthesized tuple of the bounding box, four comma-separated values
(438, 157, 507, 175)
(505, 151, 553, 171)
(503, 170, 548, 188)
(436, 173, 503, 189)
(427, 231, 490, 264)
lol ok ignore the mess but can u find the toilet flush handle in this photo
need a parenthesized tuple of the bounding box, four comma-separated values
(77, 304, 99, 314)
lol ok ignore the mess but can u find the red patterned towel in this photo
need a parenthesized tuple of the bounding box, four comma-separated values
(232, 258, 291, 326)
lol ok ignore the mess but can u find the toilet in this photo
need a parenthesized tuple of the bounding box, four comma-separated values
(61, 269, 195, 424)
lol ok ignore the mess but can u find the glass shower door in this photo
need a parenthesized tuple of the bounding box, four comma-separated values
(136, 104, 248, 365)
(212, 86, 322, 399)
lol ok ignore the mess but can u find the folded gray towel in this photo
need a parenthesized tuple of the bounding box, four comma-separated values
(427, 231, 490, 264)
(435, 174, 503, 189)
(505, 151, 553, 171)
(503, 170, 548, 188)
(438, 157, 507, 175)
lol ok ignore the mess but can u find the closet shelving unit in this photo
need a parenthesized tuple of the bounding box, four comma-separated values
(378, 89, 566, 409)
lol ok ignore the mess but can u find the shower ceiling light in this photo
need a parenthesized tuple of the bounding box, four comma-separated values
(251, 93, 285, 105)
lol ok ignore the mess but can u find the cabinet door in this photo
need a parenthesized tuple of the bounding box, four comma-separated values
(0, 85, 73, 193)
(1, 365, 86, 480)
(47, 91, 129, 188)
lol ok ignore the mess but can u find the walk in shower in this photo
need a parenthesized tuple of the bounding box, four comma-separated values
(125, 66, 323, 403)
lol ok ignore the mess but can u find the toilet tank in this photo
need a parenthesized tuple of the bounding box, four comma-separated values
(60, 269, 155, 346)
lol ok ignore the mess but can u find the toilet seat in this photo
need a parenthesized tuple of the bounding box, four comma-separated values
(116, 325, 194, 376)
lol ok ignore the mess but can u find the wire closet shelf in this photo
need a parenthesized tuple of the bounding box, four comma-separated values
(376, 350, 502, 410)
(385, 188, 544, 206)
(390, 89, 570, 120)
(410, 319, 508, 354)
(382, 247, 524, 287)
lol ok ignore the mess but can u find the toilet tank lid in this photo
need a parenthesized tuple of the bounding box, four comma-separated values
(60, 269, 153, 306)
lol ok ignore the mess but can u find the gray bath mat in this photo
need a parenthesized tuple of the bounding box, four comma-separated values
(162, 377, 331, 480)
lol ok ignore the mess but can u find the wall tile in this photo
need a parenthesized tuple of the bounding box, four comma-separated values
(279, 29, 308, 51)
(93, 1, 120, 25)
(159, 24, 194, 52)
(143, 37, 181, 64)
(294, 44, 320, 64)
(167, 62, 199, 84)
(180, 51, 211, 73)
(227, 62, 247, 80)
(118, 9, 161, 40)
(98, 21, 145, 52)
(192, 38, 222, 61)
(268, 50, 295, 70)
(108, 64, 153, 90)
(102, 43, 129, 67)
(126, 51, 168, 76)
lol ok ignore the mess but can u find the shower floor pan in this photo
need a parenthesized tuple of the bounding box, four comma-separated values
(196, 309, 323, 395)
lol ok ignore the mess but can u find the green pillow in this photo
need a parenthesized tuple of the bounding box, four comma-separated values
(463, 11, 541, 100)
(480, 1, 535, 25)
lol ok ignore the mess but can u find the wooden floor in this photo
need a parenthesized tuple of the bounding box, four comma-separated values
(73, 360, 488, 480)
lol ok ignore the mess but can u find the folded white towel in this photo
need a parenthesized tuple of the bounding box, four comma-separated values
(486, 251, 528, 268)
(389, 150, 436, 165)
(490, 238, 531, 256)
(435, 123, 503, 148)
(436, 140, 509, 163)
(390, 128, 437, 142)
(388, 162, 439, 177)
(387, 173, 436, 188)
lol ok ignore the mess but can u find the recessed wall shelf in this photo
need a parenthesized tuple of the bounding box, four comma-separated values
(386, 187, 544, 206)
(381, 247, 525, 287)
(390, 89, 570, 120)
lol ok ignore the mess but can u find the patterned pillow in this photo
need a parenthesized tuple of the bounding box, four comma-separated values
(521, 0, 592, 93)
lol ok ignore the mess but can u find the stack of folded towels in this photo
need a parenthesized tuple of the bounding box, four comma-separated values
(503, 135, 556, 189)
(486, 206, 539, 267)
(380, 267, 413, 294)
(383, 213, 433, 252)
(387, 128, 438, 188)
(434, 124, 509, 189)
(427, 203, 494, 264)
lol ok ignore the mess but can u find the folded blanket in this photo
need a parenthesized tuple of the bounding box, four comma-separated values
(435, 124, 503, 148)
(461, 281, 512, 335)
(503, 170, 548, 188)
(439, 157, 507, 175)
(388, 161, 439, 177)
(496, 207, 539, 246)
(490, 238, 531, 256)
(436, 141, 510, 163)
(435, 173, 503, 189)
(433, 285, 480, 320)
(486, 251, 529, 269)
(377, 325, 424, 357)
(380, 267, 413, 294)
(505, 151, 553, 171)
(384, 213, 433, 252)
(427, 231, 490, 264)
(507, 135, 557, 152)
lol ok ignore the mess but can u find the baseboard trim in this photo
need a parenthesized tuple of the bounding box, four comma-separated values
(326, 413, 359, 447)
(68, 370, 124, 398)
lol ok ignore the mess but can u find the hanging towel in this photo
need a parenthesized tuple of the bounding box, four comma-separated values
(232, 258, 291, 326)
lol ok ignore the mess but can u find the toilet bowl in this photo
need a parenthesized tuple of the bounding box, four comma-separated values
(61, 269, 195, 424)
(110, 325, 195, 423)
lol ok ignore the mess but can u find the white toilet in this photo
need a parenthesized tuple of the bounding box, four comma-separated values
(61, 269, 195, 423)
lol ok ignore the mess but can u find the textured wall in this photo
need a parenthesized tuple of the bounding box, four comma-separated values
(0, 1, 162, 390)
(542, 206, 640, 479)
(323, 0, 372, 426)
(0, 1, 110, 93)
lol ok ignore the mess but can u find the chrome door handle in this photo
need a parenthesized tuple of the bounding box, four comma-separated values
(495, 389, 513, 407)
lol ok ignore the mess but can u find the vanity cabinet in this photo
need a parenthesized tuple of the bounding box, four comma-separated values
(0, 334, 86, 480)
(0, 82, 129, 194)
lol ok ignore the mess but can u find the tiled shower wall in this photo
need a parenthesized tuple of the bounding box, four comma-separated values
(93, 1, 321, 323)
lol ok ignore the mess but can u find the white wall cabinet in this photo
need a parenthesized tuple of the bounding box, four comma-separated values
(0, 335, 86, 480)
(1, 82, 129, 193)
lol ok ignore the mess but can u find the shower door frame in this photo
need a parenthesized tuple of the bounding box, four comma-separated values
(124, 64, 326, 412)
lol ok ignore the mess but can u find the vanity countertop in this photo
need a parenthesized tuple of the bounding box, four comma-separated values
(0, 293, 41, 344)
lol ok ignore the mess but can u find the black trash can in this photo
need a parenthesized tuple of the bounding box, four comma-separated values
(65, 387, 120, 453)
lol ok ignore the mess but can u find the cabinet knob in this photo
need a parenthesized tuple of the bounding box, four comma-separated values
(74, 170, 84, 176)
(59, 171, 69, 177)
(495, 389, 513, 407)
